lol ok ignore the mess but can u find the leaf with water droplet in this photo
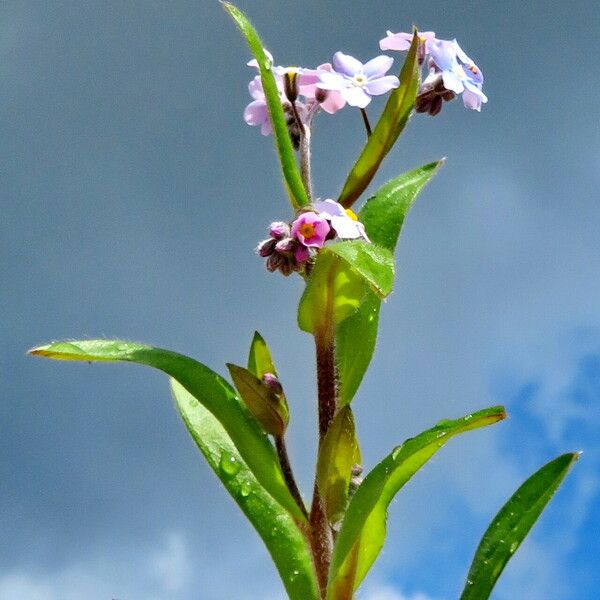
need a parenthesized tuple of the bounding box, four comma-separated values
(171, 380, 319, 600)
(459, 452, 579, 600)
(328, 406, 506, 598)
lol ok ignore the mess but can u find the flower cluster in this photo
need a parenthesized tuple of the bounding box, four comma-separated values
(244, 49, 400, 139)
(380, 30, 487, 113)
(257, 200, 369, 276)
(244, 28, 486, 138)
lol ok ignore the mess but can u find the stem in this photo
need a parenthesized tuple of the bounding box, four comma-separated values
(360, 107, 372, 138)
(274, 434, 308, 521)
(310, 323, 337, 596)
(291, 99, 313, 201)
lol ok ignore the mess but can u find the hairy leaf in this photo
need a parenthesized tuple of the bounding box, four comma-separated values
(336, 162, 442, 406)
(29, 339, 305, 521)
(172, 380, 319, 600)
(338, 33, 420, 208)
(328, 407, 507, 598)
(222, 2, 309, 209)
(459, 452, 579, 600)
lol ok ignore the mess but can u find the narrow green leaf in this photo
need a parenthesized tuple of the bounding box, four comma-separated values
(316, 407, 358, 524)
(222, 2, 309, 209)
(325, 241, 394, 299)
(298, 253, 366, 334)
(171, 380, 319, 600)
(338, 33, 420, 208)
(459, 452, 579, 600)
(248, 331, 278, 378)
(328, 406, 507, 598)
(336, 162, 441, 406)
(298, 241, 394, 335)
(29, 339, 305, 521)
(227, 363, 288, 436)
(359, 160, 444, 252)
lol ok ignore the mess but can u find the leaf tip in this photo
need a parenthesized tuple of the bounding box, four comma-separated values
(28, 344, 49, 357)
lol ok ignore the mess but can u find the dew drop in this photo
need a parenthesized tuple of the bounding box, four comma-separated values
(240, 480, 253, 497)
(220, 452, 241, 477)
(509, 541, 518, 553)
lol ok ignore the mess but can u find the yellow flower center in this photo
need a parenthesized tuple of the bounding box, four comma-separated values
(299, 223, 316, 238)
(353, 74, 367, 87)
(345, 208, 359, 221)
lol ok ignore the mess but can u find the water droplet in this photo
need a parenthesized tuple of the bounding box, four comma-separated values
(220, 452, 241, 477)
(240, 480, 252, 497)
(290, 569, 300, 582)
(467, 578, 473, 586)
(509, 541, 518, 553)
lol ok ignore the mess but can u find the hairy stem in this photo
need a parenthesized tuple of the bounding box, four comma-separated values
(291, 99, 313, 201)
(360, 107, 372, 138)
(274, 434, 309, 520)
(310, 321, 337, 596)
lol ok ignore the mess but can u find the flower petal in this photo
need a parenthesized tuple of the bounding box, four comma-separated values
(320, 90, 347, 114)
(365, 75, 400, 96)
(244, 100, 268, 126)
(363, 55, 394, 79)
(330, 215, 362, 239)
(314, 199, 346, 218)
(333, 52, 363, 77)
(379, 32, 412, 52)
(442, 70, 464, 94)
(341, 86, 372, 108)
(316, 70, 348, 91)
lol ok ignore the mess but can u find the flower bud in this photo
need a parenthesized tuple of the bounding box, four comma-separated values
(269, 221, 290, 240)
(275, 237, 295, 254)
(266, 253, 284, 272)
(283, 71, 299, 103)
(257, 238, 277, 257)
(262, 372, 283, 394)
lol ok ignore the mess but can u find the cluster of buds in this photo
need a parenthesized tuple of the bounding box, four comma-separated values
(257, 199, 369, 276)
(380, 30, 487, 114)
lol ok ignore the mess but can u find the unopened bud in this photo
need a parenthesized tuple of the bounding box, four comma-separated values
(257, 238, 277, 257)
(283, 71, 299, 103)
(315, 88, 328, 104)
(275, 238, 295, 254)
(262, 372, 283, 394)
(266, 253, 284, 272)
(269, 221, 290, 240)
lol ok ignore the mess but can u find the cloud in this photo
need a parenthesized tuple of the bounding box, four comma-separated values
(0, 530, 192, 600)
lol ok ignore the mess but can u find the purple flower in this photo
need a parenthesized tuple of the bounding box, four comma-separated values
(313, 199, 370, 242)
(300, 63, 347, 114)
(379, 30, 436, 53)
(428, 39, 487, 111)
(244, 76, 276, 135)
(291, 212, 331, 248)
(316, 52, 400, 109)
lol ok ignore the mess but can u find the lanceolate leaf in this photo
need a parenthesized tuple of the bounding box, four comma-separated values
(328, 406, 507, 599)
(336, 161, 442, 406)
(316, 406, 359, 523)
(222, 2, 309, 209)
(29, 340, 305, 521)
(338, 33, 420, 208)
(459, 452, 580, 600)
(227, 363, 289, 436)
(171, 380, 319, 600)
(248, 331, 278, 378)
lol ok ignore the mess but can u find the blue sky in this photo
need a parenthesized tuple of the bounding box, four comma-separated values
(2, 1, 599, 598)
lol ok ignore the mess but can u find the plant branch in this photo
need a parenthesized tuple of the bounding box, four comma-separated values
(274, 434, 309, 521)
(291, 99, 313, 201)
(360, 108, 372, 138)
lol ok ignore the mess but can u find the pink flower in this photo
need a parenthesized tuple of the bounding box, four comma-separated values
(379, 30, 436, 53)
(291, 212, 331, 248)
(300, 64, 347, 114)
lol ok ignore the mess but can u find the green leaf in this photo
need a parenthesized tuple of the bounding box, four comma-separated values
(359, 160, 444, 252)
(29, 339, 305, 521)
(316, 406, 359, 524)
(298, 242, 394, 335)
(248, 331, 278, 378)
(227, 363, 289, 436)
(338, 33, 420, 208)
(459, 452, 579, 600)
(222, 2, 309, 209)
(336, 162, 442, 406)
(328, 406, 507, 599)
(171, 380, 319, 600)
